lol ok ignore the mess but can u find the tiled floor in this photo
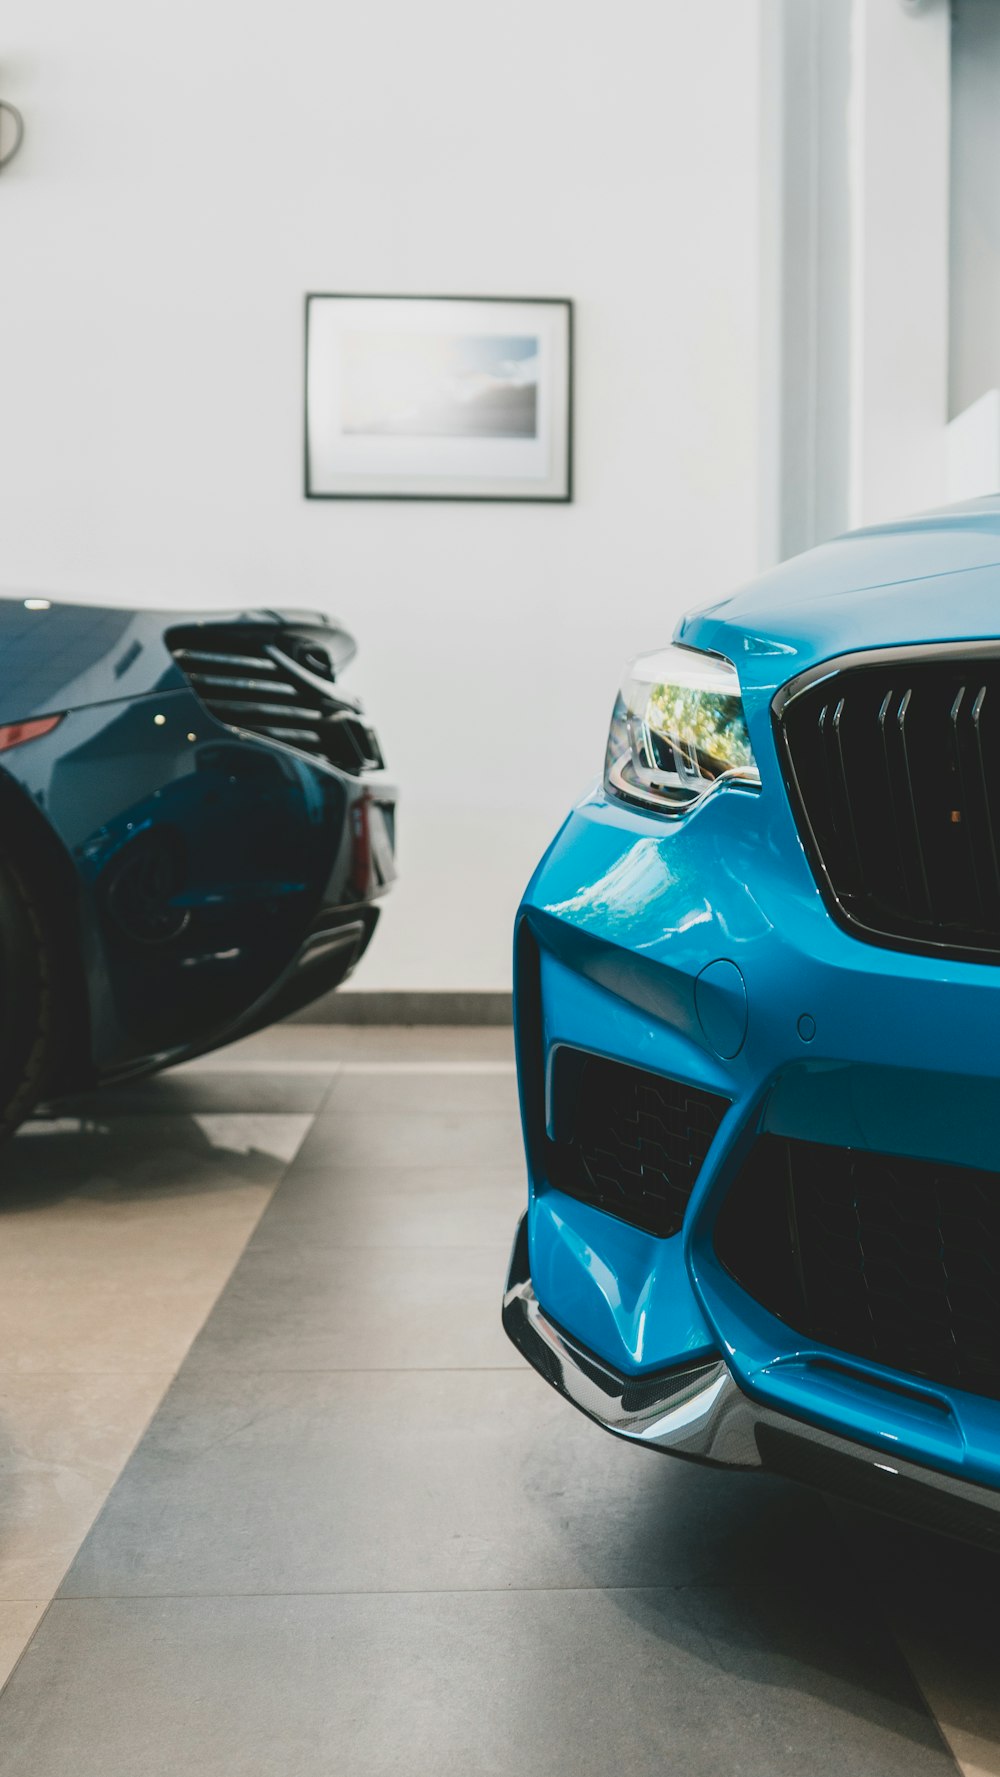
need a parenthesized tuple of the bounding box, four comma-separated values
(0, 1083, 312, 1676)
(0, 1025, 997, 1772)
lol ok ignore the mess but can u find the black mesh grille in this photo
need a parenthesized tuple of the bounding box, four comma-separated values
(167, 623, 384, 775)
(716, 1134, 1000, 1400)
(549, 1050, 729, 1238)
(775, 648, 1000, 960)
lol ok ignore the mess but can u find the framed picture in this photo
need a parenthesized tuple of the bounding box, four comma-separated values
(304, 294, 573, 502)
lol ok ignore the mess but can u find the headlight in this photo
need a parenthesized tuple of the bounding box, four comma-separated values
(604, 644, 760, 816)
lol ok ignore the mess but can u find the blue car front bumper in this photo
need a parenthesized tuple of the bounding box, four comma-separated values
(504, 767, 1000, 1536)
(502, 1216, 1000, 1548)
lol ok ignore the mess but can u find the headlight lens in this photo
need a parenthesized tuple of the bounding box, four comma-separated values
(604, 644, 760, 815)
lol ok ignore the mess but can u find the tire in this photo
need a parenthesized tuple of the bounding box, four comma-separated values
(0, 858, 58, 1136)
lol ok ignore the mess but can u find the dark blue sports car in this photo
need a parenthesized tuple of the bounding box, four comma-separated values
(0, 596, 395, 1133)
(505, 497, 1000, 1548)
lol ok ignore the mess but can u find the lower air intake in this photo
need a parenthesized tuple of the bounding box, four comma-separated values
(716, 1134, 1000, 1401)
(548, 1049, 729, 1238)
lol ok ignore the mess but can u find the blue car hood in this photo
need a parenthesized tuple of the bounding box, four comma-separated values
(679, 499, 1000, 693)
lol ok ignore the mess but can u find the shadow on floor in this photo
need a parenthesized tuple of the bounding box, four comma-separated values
(6, 1098, 308, 1213)
(540, 1439, 958, 1764)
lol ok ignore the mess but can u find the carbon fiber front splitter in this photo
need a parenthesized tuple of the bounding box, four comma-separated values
(502, 1214, 1000, 1549)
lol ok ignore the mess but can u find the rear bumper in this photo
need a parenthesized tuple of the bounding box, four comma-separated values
(196, 901, 380, 1045)
(503, 1215, 1000, 1548)
(100, 901, 379, 1082)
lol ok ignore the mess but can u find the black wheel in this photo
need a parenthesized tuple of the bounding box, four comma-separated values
(0, 858, 59, 1136)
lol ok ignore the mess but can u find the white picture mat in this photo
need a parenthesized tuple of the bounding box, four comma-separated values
(306, 297, 571, 498)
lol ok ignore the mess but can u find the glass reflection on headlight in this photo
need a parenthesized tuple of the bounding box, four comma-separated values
(604, 644, 760, 815)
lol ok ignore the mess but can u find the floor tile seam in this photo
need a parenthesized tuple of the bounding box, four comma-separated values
(0, 1595, 61, 1702)
(270, 1166, 527, 1176)
(242, 1249, 520, 1257)
(176, 1363, 527, 1374)
(49, 1581, 798, 1601)
(0, 1370, 180, 1380)
(890, 1642, 966, 1777)
(336, 1064, 517, 1075)
(311, 1074, 347, 1121)
(264, 1188, 527, 1197)
(0, 1366, 181, 1374)
(175, 1064, 344, 1078)
(815, 1501, 966, 1776)
(234, 1241, 520, 1253)
(175, 1063, 516, 1077)
(0, 1354, 190, 1698)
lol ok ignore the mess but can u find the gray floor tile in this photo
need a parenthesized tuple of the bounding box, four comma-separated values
(253, 1164, 526, 1249)
(0, 1589, 951, 1777)
(295, 1105, 525, 1172)
(62, 1365, 855, 1599)
(318, 1025, 514, 1062)
(184, 1241, 516, 1370)
(322, 1068, 520, 1117)
(233, 1024, 515, 1064)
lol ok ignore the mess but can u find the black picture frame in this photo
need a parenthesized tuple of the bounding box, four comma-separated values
(304, 293, 573, 503)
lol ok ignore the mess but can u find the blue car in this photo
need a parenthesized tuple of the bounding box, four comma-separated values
(0, 597, 394, 1134)
(504, 497, 1000, 1547)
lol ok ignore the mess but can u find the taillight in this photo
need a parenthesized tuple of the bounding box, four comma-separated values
(349, 793, 372, 897)
(0, 715, 63, 753)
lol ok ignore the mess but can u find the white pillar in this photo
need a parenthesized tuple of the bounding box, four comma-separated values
(758, 0, 853, 566)
(847, 0, 951, 526)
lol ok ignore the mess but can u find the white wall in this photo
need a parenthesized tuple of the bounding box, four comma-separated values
(0, 0, 766, 991)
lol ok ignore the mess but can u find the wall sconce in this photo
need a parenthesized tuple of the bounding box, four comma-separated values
(0, 100, 24, 171)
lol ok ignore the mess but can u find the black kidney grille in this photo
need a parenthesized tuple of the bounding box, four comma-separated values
(168, 626, 384, 775)
(776, 649, 1000, 960)
(549, 1050, 729, 1238)
(716, 1133, 1000, 1400)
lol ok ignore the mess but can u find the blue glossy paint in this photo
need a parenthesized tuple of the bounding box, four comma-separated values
(513, 497, 1000, 1493)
